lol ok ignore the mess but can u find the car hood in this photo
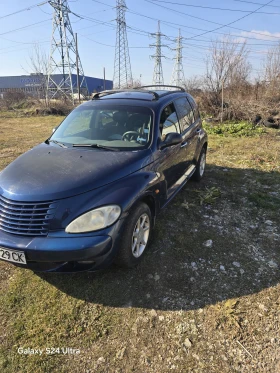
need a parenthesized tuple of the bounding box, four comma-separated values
(0, 143, 153, 201)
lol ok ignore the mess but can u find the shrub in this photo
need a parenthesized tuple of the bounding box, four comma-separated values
(2, 91, 26, 109)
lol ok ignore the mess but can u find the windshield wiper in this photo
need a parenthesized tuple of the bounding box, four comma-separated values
(72, 143, 120, 151)
(47, 139, 67, 148)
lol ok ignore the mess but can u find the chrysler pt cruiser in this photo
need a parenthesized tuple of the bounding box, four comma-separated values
(0, 86, 207, 272)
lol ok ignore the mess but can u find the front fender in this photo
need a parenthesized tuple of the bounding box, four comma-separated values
(51, 171, 161, 230)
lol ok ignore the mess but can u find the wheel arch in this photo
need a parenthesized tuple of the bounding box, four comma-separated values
(131, 193, 158, 228)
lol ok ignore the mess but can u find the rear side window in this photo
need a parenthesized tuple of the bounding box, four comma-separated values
(174, 97, 194, 132)
(187, 95, 200, 121)
(159, 103, 180, 141)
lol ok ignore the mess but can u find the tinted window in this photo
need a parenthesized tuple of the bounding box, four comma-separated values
(174, 97, 194, 132)
(187, 95, 200, 121)
(160, 103, 180, 141)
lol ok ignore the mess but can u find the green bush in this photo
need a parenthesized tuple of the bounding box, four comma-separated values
(203, 121, 265, 137)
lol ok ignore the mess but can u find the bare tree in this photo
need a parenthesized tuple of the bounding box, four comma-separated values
(28, 44, 49, 105)
(263, 42, 280, 97)
(228, 58, 251, 88)
(205, 36, 250, 103)
(183, 75, 203, 95)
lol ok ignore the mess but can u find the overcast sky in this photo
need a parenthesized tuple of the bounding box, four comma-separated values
(0, 0, 280, 84)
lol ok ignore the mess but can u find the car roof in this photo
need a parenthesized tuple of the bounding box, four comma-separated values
(81, 85, 194, 110)
(89, 85, 188, 104)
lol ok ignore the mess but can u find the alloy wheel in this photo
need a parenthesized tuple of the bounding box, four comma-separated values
(131, 213, 150, 258)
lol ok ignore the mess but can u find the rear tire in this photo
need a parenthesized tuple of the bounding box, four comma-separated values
(115, 202, 152, 268)
(192, 147, 206, 181)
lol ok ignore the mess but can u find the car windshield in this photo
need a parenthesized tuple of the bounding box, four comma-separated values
(50, 104, 153, 150)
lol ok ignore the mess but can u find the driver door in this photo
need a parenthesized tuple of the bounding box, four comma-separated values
(154, 103, 185, 196)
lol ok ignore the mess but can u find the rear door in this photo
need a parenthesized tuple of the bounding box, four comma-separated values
(186, 94, 202, 157)
(174, 96, 200, 171)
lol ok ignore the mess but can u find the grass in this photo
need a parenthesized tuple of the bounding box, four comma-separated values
(0, 117, 280, 372)
(0, 116, 62, 171)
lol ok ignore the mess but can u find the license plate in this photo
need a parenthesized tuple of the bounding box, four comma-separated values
(0, 247, 26, 264)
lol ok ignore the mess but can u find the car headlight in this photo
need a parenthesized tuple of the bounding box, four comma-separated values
(65, 205, 121, 233)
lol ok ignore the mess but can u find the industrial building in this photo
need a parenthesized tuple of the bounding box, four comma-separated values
(0, 74, 113, 98)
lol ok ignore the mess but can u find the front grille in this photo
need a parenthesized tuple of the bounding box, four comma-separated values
(0, 195, 57, 236)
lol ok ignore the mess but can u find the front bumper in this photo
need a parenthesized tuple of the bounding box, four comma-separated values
(0, 220, 124, 272)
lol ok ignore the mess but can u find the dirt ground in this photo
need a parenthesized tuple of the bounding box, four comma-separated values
(0, 116, 279, 373)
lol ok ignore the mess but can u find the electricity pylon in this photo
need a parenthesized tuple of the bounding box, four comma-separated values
(150, 21, 166, 86)
(113, 0, 133, 89)
(170, 29, 185, 86)
(47, 0, 88, 103)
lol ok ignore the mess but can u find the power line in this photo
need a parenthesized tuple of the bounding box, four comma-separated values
(144, 0, 279, 40)
(81, 34, 150, 48)
(72, 9, 279, 52)
(125, 8, 280, 43)
(186, 0, 273, 41)
(149, 0, 280, 15)
(0, 36, 49, 45)
(0, 19, 52, 37)
(82, 0, 280, 43)
(0, 1, 48, 20)
(0, 6, 275, 55)
(176, 38, 280, 48)
(232, 0, 280, 8)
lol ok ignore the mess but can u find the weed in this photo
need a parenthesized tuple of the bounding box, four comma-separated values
(203, 121, 265, 137)
(195, 186, 222, 205)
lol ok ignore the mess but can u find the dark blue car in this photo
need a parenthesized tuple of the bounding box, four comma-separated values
(0, 86, 207, 272)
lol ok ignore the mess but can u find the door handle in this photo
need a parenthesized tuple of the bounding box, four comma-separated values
(181, 141, 188, 148)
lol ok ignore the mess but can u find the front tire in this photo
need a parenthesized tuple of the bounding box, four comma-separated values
(192, 147, 206, 181)
(115, 202, 152, 268)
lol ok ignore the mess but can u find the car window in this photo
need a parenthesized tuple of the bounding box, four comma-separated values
(187, 95, 200, 121)
(174, 97, 194, 132)
(160, 103, 180, 141)
(63, 110, 93, 136)
(51, 105, 153, 150)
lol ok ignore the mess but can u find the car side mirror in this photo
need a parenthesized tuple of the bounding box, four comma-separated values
(159, 132, 183, 150)
(52, 126, 58, 133)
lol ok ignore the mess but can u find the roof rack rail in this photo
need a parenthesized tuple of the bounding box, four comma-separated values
(92, 89, 160, 100)
(136, 85, 185, 92)
(92, 90, 118, 100)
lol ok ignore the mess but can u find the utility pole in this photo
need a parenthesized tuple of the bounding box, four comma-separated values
(47, 0, 88, 104)
(103, 67, 106, 90)
(221, 79, 225, 123)
(75, 33, 80, 103)
(170, 29, 185, 87)
(113, 0, 133, 89)
(150, 21, 166, 86)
